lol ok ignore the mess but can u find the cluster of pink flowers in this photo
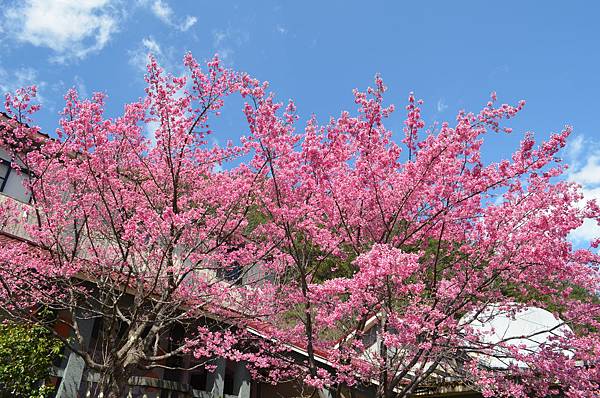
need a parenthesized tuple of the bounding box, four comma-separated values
(0, 52, 598, 397)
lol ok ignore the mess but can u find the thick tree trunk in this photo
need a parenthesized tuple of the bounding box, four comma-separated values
(97, 363, 133, 398)
(101, 381, 128, 398)
(318, 388, 333, 398)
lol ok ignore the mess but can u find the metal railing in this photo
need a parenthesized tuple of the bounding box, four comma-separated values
(54, 368, 239, 398)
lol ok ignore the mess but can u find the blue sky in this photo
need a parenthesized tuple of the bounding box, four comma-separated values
(0, 0, 599, 243)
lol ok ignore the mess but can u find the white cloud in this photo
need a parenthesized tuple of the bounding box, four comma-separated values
(142, 37, 162, 55)
(2, 1, 197, 62)
(128, 36, 185, 80)
(213, 30, 228, 47)
(215, 48, 234, 62)
(146, 0, 197, 31)
(569, 155, 600, 186)
(276, 24, 288, 35)
(12, 68, 38, 87)
(150, 0, 173, 23)
(180, 16, 198, 32)
(436, 98, 448, 113)
(566, 134, 584, 160)
(212, 27, 249, 64)
(129, 37, 163, 74)
(0, 66, 46, 103)
(566, 135, 600, 244)
(73, 75, 88, 98)
(3, 0, 119, 62)
(213, 30, 232, 62)
(569, 187, 600, 243)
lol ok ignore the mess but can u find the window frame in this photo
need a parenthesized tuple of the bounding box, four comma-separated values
(0, 158, 12, 193)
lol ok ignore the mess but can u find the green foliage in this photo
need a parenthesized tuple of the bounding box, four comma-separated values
(0, 322, 63, 398)
(244, 204, 269, 235)
(500, 281, 600, 333)
(312, 243, 357, 283)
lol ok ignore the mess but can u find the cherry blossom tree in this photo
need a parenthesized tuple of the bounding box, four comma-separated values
(0, 55, 261, 396)
(0, 54, 598, 398)
(235, 79, 600, 397)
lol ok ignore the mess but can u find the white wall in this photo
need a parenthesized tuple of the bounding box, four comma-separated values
(0, 147, 31, 203)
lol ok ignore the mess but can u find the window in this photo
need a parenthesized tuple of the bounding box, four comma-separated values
(217, 263, 243, 285)
(0, 159, 11, 193)
(0, 157, 31, 202)
(215, 246, 244, 285)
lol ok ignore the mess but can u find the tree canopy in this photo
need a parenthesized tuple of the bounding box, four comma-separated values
(0, 54, 598, 398)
